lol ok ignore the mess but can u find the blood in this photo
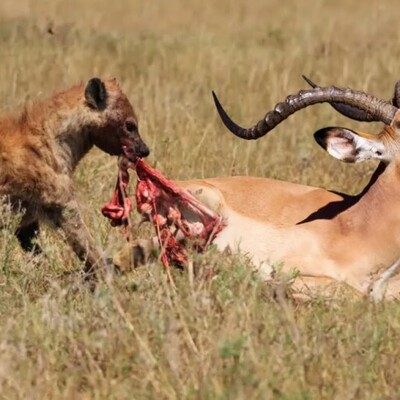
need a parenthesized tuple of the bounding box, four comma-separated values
(102, 158, 225, 278)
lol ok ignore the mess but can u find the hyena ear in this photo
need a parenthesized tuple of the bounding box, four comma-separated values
(314, 127, 387, 163)
(84, 78, 107, 110)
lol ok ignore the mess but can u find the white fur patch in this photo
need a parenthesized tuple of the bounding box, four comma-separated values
(326, 129, 387, 163)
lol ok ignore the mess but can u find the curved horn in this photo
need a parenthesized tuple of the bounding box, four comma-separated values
(392, 81, 400, 108)
(301, 75, 377, 122)
(212, 87, 397, 140)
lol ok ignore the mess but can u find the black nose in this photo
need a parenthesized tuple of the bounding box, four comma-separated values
(138, 143, 150, 158)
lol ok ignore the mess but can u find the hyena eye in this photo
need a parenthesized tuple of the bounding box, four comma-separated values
(125, 121, 137, 132)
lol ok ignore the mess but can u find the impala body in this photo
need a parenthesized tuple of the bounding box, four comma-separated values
(114, 80, 400, 300)
(176, 162, 399, 298)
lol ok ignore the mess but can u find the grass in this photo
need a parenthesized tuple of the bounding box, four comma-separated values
(1, 0, 400, 398)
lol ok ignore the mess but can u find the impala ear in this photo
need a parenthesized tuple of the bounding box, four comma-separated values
(84, 78, 108, 110)
(314, 127, 387, 163)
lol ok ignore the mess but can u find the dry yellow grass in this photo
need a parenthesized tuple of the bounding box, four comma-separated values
(1, 0, 400, 398)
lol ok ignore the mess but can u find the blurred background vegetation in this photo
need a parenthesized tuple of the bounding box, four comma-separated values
(0, 0, 400, 398)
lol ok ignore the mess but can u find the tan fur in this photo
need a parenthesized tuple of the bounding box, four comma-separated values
(114, 114, 400, 300)
(0, 78, 149, 278)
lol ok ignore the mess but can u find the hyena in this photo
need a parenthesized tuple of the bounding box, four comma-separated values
(0, 77, 149, 278)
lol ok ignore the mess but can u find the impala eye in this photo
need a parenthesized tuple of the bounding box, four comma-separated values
(125, 121, 137, 132)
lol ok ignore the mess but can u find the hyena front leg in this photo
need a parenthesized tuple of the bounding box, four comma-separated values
(45, 199, 108, 279)
(15, 219, 41, 255)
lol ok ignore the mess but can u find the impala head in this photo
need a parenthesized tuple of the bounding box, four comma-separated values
(297, 76, 400, 164)
(83, 77, 149, 161)
(212, 80, 400, 166)
(312, 122, 400, 164)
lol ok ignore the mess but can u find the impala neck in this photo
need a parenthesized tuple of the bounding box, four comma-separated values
(357, 162, 387, 197)
(349, 161, 400, 235)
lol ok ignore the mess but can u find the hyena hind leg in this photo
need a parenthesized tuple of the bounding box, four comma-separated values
(15, 220, 42, 255)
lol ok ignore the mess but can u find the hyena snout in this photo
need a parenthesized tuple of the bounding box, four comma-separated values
(122, 136, 150, 160)
(136, 139, 150, 158)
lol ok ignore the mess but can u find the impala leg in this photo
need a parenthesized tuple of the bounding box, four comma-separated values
(113, 237, 159, 272)
(369, 257, 400, 302)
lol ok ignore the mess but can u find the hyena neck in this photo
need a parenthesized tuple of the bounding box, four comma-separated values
(54, 118, 95, 173)
(27, 86, 98, 174)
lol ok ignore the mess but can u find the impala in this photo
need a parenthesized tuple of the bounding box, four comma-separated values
(114, 80, 400, 300)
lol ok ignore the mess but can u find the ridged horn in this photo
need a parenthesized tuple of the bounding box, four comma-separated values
(301, 75, 378, 122)
(212, 86, 397, 140)
(392, 81, 400, 108)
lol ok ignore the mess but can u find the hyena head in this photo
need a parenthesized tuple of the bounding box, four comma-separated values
(83, 77, 149, 161)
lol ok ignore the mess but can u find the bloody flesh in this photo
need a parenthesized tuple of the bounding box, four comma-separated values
(102, 158, 225, 270)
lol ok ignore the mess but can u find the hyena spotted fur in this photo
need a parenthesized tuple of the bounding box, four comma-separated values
(0, 78, 149, 279)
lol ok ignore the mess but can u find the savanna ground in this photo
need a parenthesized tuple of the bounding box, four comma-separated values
(1, 0, 400, 398)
